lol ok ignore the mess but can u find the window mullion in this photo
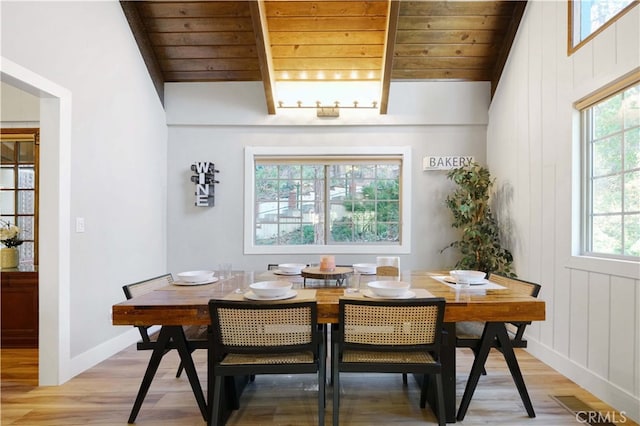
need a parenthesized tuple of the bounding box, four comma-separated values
(323, 165, 330, 245)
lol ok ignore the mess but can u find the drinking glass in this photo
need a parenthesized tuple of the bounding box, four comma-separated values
(457, 276, 470, 290)
(235, 271, 252, 294)
(346, 272, 361, 293)
(218, 263, 232, 279)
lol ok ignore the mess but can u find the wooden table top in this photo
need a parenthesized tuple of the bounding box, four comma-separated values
(112, 270, 545, 326)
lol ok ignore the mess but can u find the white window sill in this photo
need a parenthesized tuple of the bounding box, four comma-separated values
(566, 255, 640, 279)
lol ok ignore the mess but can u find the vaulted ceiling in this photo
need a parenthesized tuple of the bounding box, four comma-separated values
(121, 1, 525, 114)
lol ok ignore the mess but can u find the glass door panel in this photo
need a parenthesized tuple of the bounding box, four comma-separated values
(0, 130, 39, 266)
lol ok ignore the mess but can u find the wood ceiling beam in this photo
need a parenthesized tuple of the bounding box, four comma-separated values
(120, 1, 165, 105)
(380, 0, 400, 115)
(249, 0, 276, 115)
(491, 1, 527, 97)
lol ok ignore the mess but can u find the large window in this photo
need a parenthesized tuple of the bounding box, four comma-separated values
(244, 146, 411, 254)
(569, 0, 637, 53)
(579, 77, 639, 259)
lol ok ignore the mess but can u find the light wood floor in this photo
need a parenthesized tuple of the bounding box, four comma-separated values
(1, 346, 635, 425)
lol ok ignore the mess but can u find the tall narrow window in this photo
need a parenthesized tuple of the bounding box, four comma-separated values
(1, 129, 39, 266)
(579, 79, 639, 259)
(245, 146, 411, 255)
(569, 0, 637, 53)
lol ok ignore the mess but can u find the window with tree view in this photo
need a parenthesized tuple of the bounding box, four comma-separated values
(582, 81, 639, 259)
(252, 154, 403, 249)
(570, 0, 636, 52)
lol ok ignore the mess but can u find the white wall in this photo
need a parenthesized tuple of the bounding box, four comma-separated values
(487, 1, 640, 421)
(1, 1, 168, 383)
(164, 81, 490, 273)
(0, 82, 39, 125)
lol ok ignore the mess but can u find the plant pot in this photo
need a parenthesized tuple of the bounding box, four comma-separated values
(1, 247, 19, 269)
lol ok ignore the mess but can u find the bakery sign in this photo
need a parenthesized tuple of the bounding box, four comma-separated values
(422, 156, 474, 171)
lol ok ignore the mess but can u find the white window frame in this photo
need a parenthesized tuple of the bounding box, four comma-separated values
(577, 73, 639, 261)
(244, 145, 411, 255)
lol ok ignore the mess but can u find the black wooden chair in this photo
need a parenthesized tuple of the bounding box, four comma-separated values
(455, 273, 542, 420)
(208, 300, 326, 426)
(122, 274, 208, 423)
(332, 298, 446, 426)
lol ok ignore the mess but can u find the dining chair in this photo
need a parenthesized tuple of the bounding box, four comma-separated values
(332, 298, 446, 426)
(455, 273, 542, 421)
(208, 300, 326, 426)
(373, 256, 409, 383)
(376, 256, 400, 278)
(122, 274, 209, 423)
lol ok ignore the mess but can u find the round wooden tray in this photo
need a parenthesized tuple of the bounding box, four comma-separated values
(301, 266, 353, 280)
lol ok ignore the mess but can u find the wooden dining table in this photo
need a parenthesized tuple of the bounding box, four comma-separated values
(112, 270, 545, 424)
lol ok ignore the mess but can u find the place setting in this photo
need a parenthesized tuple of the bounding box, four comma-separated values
(362, 280, 415, 299)
(243, 281, 297, 300)
(435, 270, 506, 291)
(219, 280, 316, 302)
(352, 263, 376, 275)
(271, 263, 306, 276)
(342, 278, 434, 299)
(172, 270, 219, 286)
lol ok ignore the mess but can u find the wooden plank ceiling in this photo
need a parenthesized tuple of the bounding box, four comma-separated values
(121, 1, 525, 114)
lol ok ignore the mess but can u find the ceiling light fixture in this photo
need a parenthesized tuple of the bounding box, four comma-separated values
(274, 81, 381, 116)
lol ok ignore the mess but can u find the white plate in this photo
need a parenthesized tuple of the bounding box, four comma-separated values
(173, 277, 219, 286)
(353, 263, 376, 274)
(244, 290, 297, 301)
(362, 289, 416, 299)
(444, 276, 486, 285)
(272, 269, 301, 276)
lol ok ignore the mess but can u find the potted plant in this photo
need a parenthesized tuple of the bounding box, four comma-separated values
(0, 219, 24, 269)
(441, 162, 515, 276)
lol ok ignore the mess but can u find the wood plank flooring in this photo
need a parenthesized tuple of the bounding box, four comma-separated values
(1, 346, 635, 425)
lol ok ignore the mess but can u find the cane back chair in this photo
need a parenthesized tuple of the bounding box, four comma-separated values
(208, 300, 325, 426)
(332, 298, 446, 426)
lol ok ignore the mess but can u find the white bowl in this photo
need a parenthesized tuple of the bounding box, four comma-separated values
(449, 270, 486, 284)
(277, 263, 306, 274)
(367, 280, 411, 297)
(250, 281, 293, 298)
(176, 270, 215, 283)
(353, 263, 376, 274)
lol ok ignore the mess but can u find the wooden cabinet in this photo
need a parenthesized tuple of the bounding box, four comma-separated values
(1, 270, 38, 348)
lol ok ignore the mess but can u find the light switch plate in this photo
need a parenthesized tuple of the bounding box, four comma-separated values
(75, 217, 85, 233)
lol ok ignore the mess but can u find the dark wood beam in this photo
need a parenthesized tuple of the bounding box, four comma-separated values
(491, 1, 527, 97)
(380, 0, 400, 115)
(120, 1, 165, 106)
(249, 0, 276, 115)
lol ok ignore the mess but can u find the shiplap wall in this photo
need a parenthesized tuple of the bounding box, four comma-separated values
(487, 1, 639, 420)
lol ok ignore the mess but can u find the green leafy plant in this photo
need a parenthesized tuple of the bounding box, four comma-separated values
(441, 163, 515, 276)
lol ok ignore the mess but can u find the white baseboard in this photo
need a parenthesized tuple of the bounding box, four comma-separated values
(67, 328, 144, 380)
(527, 339, 639, 423)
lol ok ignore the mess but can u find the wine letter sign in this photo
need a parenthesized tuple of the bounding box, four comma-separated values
(190, 162, 219, 206)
